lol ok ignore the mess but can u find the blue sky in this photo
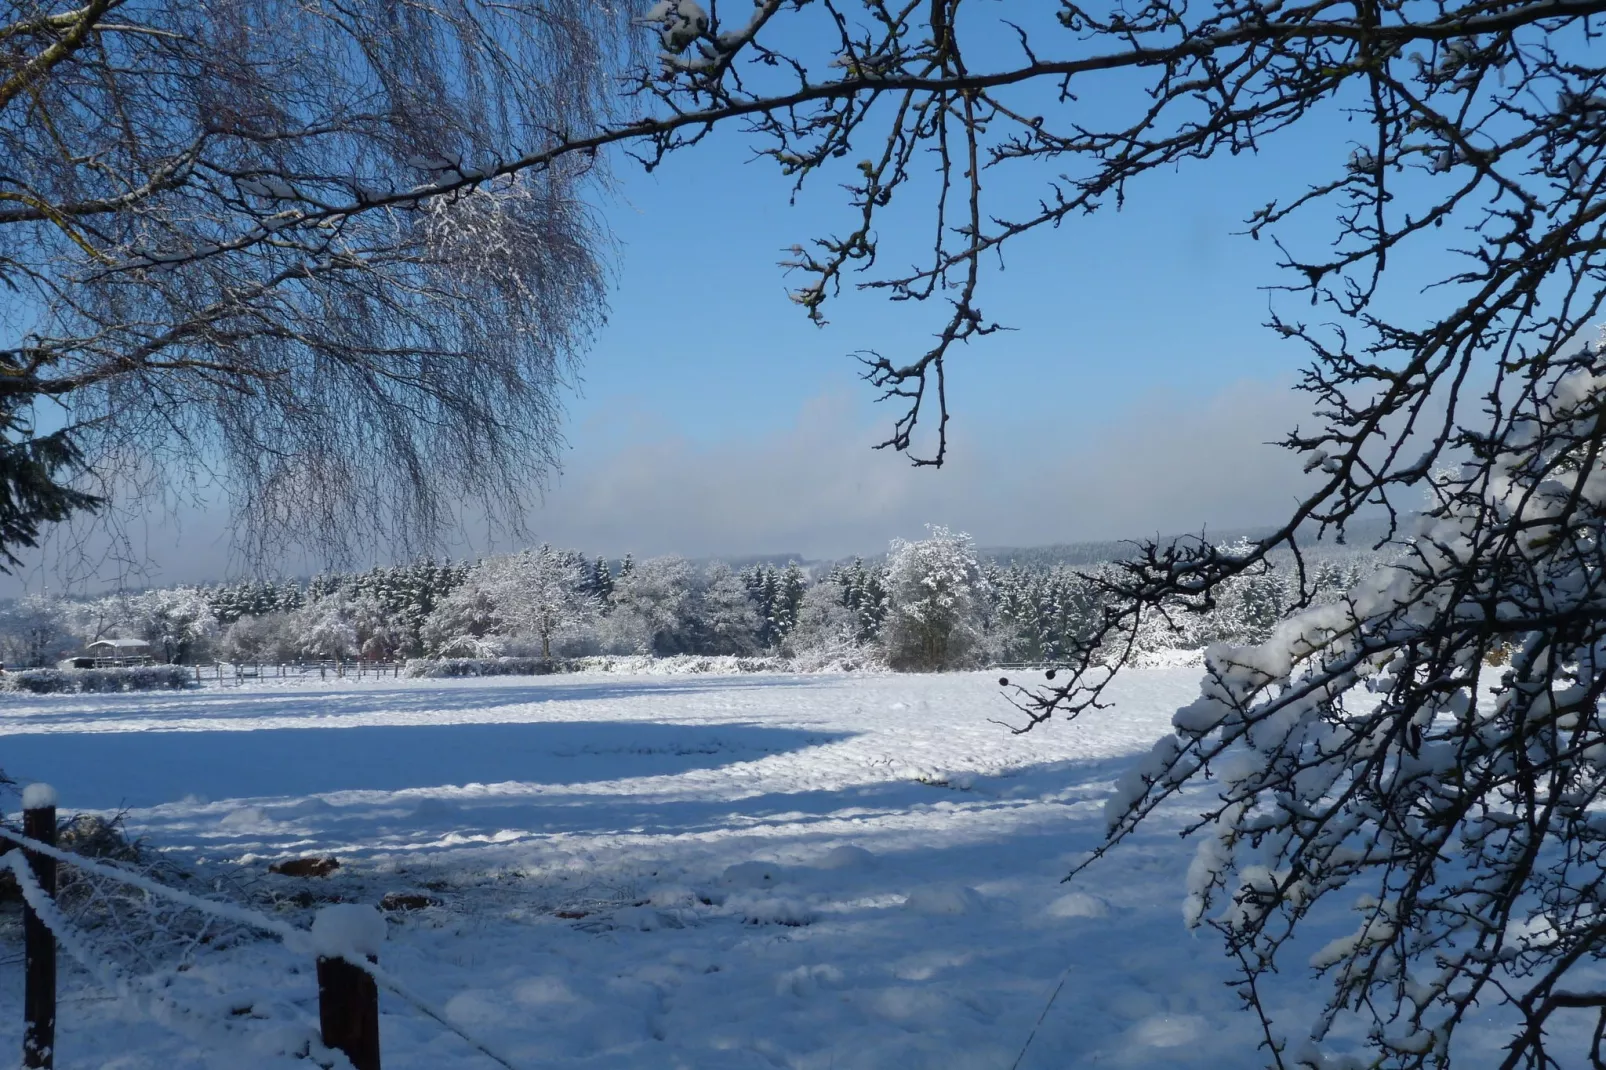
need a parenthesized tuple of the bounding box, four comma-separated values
(516, 94, 1346, 564)
(6, 20, 1451, 593)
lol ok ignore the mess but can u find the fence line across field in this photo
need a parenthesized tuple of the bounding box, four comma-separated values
(0, 790, 519, 1070)
(187, 660, 408, 685)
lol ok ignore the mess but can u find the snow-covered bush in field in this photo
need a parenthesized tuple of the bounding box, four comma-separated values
(604, 555, 696, 656)
(881, 527, 990, 671)
(289, 596, 358, 661)
(691, 563, 762, 655)
(0, 594, 76, 668)
(121, 587, 218, 663)
(420, 579, 501, 656)
(479, 546, 600, 658)
(782, 576, 862, 662)
(403, 656, 572, 678)
(404, 653, 795, 677)
(1, 665, 193, 693)
(219, 611, 299, 664)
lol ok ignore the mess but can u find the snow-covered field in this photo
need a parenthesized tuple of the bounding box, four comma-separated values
(0, 670, 1503, 1068)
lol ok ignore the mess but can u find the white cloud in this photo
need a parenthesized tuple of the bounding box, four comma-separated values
(526, 378, 1318, 557)
(0, 377, 1321, 595)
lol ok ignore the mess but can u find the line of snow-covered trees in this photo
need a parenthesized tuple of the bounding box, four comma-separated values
(0, 528, 1384, 671)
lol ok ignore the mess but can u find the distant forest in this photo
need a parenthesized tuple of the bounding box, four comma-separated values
(0, 525, 1392, 672)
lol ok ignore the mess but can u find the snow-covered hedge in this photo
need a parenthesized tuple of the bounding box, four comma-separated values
(403, 653, 822, 678)
(0, 665, 195, 694)
(403, 656, 572, 678)
(570, 654, 788, 675)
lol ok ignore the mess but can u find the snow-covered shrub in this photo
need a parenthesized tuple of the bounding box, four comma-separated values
(42, 812, 257, 973)
(219, 611, 298, 664)
(783, 577, 862, 661)
(121, 586, 219, 663)
(403, 656, 573, 678)
(605, 555, 696, 655)
(1, 666, 193, 693)
(414, 548, 599, 659)
(478, 547, 601, 658)
(570, 654, 787, 675)
(690, 563, 762, 655)
(0, 594, 76, 668)
(881, 527, 990, 671)
(289, 596, 358, 661)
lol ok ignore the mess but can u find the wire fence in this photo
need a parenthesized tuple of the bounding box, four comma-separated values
(188, 661, 408, 685)
(1, 789, 519, 1070)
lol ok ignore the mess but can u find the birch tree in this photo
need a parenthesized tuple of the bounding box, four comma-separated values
(1, 0, 635, 565)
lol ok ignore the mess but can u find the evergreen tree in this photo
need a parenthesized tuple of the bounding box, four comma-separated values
(590, 556, 614, 605)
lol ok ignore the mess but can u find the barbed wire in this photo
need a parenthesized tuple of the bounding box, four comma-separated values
(1, 826, 522, 1069)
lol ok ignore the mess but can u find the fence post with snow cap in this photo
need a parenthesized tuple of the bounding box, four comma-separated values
(21, 783, 57, 1069)
(314, 905, 384, 1070)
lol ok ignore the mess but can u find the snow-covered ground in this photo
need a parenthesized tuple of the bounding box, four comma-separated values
(0, 670, 1503, 1068)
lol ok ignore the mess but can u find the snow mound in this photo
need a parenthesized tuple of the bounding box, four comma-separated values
(1046, 891, 1110, 919)
(608, 906, 685, 932)
(312, 904, 386, 960)
(219, 806, 276, 831)
(737, 896, 816, 927)
(775, 963, 844, 997)
(277, 796, 333, 817)
(410, 797, 459, 821)
(21, 782, 57, 810)
(722, 860, 785, 888)
(818, 844, 877, 870)
(903, 885, 985, 916)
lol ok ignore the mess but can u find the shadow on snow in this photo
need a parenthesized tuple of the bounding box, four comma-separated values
(3, 719, 853, 810)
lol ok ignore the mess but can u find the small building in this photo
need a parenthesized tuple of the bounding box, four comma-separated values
(59, 638, 156, 670)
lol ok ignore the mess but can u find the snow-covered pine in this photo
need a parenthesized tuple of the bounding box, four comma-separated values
(692, 563, 763, 656)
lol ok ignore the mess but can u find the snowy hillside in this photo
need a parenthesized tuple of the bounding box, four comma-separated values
(0, 671, 1528, 1068)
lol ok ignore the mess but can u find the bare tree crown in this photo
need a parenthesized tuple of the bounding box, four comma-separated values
(1, 0, 635, 566)
(599, 2, 1606, 1065)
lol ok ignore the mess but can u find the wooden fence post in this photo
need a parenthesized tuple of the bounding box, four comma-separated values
(21, 784, 57, 1070)
(313, 906, 384, 1070)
